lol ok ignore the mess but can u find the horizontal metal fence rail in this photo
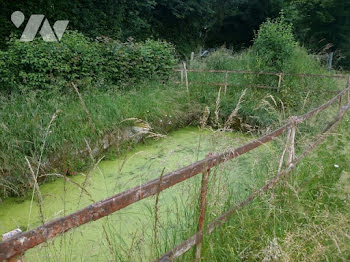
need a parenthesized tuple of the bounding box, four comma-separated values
(173, 68, 348, 79)
(173, 81, 279, 90)
(1, 78, 349, 261)
(157, 98, 350, 262)
(173, 68, 349, 92)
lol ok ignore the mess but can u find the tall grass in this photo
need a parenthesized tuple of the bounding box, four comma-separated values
(1, 45, 344, 199)
(0, 82, 200, 198)
(1, 53, 348, 261)
(1, 17, 349, 261)
(147, 92, 350, 262)
(199, 113, 350, 261)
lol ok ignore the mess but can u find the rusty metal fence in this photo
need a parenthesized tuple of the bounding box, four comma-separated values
(174, 67, 348, 93)
(1, 77, 350, 262)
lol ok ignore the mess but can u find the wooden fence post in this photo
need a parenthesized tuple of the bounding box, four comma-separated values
(195, 159, 211, 261)
(2, 229, 24, 262)
(181, 70, 184, 84)
(183, 62, 189, 94)
(285, 118, 297, 182)
(327, 52, 334, 71)
(153, 168, 165, 255)
(347, 76, 350, 103)
(277, 73, 283, 92)
(224, 71, 228, 95)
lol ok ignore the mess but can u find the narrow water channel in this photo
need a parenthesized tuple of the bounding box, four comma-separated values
(0, 127, 276, 261)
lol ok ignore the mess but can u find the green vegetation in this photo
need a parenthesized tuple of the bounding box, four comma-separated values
(284, 0, 350, 69)
(0, 84, 198, 197)
(252, 17, 297, 72)
(0, 6, 349, 262)
(1, 0, 350, 67)
(199, 115, 350, 261)
(190, 18, 340, 110)
(0, 32, 176, 93)
(0, 17, 344, 199)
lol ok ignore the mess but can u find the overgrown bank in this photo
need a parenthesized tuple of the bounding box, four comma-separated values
(0, 84, 202, 198)
(0, 16, 349, 262)
(198, 114, 350, 261)
(0, 18, 344, 200)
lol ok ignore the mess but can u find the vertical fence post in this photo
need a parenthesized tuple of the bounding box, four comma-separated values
(153, 168, 165, 258)
(339, 95, 343, 111)
(183, 62, 189, 94)
(2, 229, 24, 262)
(347, 76, 350, 103)
(285, 118, 297, 182)
(195, 157, 211, 261)
(277, 73, 283, 92)
(224, 71, 228, 95)
(181, 70, 184, 84)
(327, 52, 334, 71)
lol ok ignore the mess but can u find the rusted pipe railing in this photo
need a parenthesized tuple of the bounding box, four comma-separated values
(0, 123, 292, 260)
(173, 81, 278, 90)
(1, 82, 350, 261)
(157, 98, 350, 262)
(173, 68, 348, 79)
(1, 230, 23, 262)
(174, 69, 279, 76)
(173, 69, 348, 92)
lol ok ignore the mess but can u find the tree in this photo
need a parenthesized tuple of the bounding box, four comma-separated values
(284, 0, 350, 68)
(205, 0, 283, 49)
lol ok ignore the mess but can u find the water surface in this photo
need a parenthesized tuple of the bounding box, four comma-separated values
(0, 127, 275, 261)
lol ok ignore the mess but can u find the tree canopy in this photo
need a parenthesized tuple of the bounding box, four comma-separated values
(1, 0, 349, 67)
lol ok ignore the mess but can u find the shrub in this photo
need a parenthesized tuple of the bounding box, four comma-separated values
(250, 17, 337, 109)
(0, 32, 105, 93)
(252, 17, 297, 72)
(0, 33, 177, 93)
(103, 39, 176, 86)
(203, 48, 235, 70)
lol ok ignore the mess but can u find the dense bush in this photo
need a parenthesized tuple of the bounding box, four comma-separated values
(201, 49, 235, 70)
(103, 39, 177, 85)
(252, 17, 297, 72)
(0, 32, 104, 93)
(0, 32, 177, 93)
(194, 19, 338, 110)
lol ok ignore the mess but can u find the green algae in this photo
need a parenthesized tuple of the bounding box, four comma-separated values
(0, 127, 276, 261)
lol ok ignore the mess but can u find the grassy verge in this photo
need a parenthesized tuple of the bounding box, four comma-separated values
(199, 113, 350, 261)
(4, 61, 335, 200)
(1, 68, 348, 261)
(0, 82, 201, 198)
(0, 60, 345, 200)
(142, 89, 348, 261)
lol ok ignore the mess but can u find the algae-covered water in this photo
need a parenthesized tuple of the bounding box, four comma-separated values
(0, 127, 276, 261)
